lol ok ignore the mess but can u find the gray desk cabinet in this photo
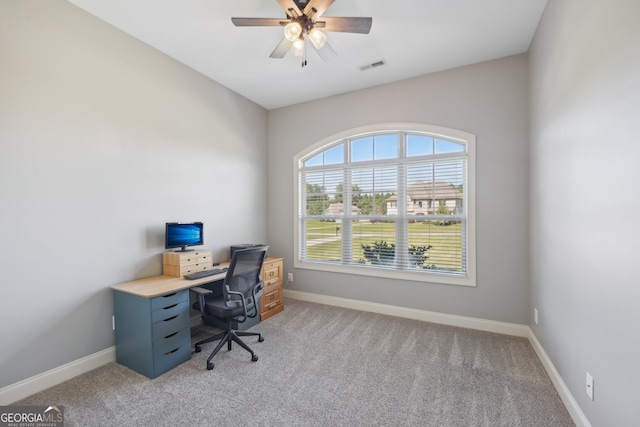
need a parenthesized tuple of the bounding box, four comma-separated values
(114, 289, 191, 378)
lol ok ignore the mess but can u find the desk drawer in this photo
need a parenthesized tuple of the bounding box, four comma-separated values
(195, 262, 213, 272)
(261, 286, 282, 310)
(152, 311, 189, 341)
(196, 254, 211, 263)
(261, 301, 284, 321)
(163, 251, 211, 265)
(153, 343, 190, 378)
(151, 300, 188, 323)
(153, 327, 190, 358)
(164, 263, 213, 277)
(151, 290, 187, 310)
(263, 265, 281, 287)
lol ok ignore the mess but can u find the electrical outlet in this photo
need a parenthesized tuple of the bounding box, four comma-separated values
(288, 273, 294, 282)
(534, 308, 538, 324)
(586, 372, 594, 400)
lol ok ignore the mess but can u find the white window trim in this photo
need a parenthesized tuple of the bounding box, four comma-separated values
(293, 123, 476, 287)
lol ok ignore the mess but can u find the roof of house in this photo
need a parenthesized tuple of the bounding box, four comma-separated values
(387, 181, 462, 202)
(324, 203, 362, 214)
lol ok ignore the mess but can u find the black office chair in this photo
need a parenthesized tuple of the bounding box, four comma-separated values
(190, 246, 268, 370)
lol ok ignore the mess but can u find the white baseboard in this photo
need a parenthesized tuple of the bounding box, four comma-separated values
(2, 316, 200, 405)
(0, 346, 116, 405)
(283, 289, 529, 337)
(284, 289, 590, 427)
(527, 330, 592, 427)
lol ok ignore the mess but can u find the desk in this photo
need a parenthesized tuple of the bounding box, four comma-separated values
(111, 267, 228, 298)
(111, 257, 283, 378)
(112, 272, 226, 378)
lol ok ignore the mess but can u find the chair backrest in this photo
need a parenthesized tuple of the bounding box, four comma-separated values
(223, 246, 268, 313)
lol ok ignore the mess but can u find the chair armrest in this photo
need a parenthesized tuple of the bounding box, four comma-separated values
(226, 289, 248, 319)
(190, 287, 212, 296)
(189, 287, 212, 317)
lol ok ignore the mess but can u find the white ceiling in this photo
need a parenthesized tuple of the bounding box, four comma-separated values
(66, 0, 548, 110)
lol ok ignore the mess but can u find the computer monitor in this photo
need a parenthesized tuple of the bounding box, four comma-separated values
(165, 222, 204, 252)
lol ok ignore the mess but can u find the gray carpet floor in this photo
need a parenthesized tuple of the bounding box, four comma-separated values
(15, 298, 574, 426)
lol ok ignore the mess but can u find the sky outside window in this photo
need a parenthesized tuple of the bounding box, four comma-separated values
(304, 134, 465, 191)
(351, 134, 398, 162)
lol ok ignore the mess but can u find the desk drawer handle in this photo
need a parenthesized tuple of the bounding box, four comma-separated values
(163, 293, 177, 298)
(163, 304, 178, 310)
(164, 331, 178, 339)
(165, 347, 180, 356)
(163, 315, 178, 322)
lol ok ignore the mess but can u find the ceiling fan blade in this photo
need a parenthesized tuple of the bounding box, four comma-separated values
(319, 17, 373, 34)
(313, 40, 337, 62)
(303, 0, 335, 19)
(270, 38, 294, 58)
(276, 0, 302, 18)
(231, 18, 285, 27)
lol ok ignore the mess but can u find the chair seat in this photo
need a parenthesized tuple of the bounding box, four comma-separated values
(196, 295, 258, 319)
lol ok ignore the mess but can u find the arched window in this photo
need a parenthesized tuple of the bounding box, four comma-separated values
(294, 124, 476, 286)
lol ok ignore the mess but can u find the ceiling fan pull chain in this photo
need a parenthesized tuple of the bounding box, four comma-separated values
(302, 39, 308, 68)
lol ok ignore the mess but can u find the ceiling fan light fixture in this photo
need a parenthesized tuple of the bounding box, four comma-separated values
(284, 22, 302, 41)
(308, 28, 327, 49)
(291, 37, 305, 57)
(231, 0, 373, 65)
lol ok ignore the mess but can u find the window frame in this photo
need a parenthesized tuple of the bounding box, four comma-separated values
(293, 123, 476, 286)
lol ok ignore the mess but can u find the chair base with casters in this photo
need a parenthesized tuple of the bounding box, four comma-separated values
(193, 317, 264, 370)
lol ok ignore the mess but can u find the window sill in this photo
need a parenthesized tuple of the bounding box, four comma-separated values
(294, 260, 476, 287)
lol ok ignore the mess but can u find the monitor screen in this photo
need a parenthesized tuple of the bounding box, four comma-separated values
(165, 222, 204, 252)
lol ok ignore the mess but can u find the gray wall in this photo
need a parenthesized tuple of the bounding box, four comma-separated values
(529, 0, 640, 425)
(0, 1, 268, 388)
(268, 55, 531, 324)
(6, 1, 637, 423)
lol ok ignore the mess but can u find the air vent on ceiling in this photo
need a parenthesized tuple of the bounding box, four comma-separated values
(360, 60, 386, 71)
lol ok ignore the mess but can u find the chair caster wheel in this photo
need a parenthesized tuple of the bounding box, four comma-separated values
(207, 362, 214, 370)
(252, 354, 258, 362)
(258, 336, 264, 342)
(195, 345, 201, 353)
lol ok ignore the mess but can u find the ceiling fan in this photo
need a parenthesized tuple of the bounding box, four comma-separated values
(231, 0, 372, 66)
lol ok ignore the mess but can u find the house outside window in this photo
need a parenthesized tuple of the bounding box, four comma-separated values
(295, 124, 476, 286)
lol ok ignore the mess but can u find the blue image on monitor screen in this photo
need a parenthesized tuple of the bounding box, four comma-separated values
(165, 222, 203, 252)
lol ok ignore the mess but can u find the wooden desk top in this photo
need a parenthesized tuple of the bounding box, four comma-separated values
(111, 256, 282, 299)
(112, 261, 231, 298)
